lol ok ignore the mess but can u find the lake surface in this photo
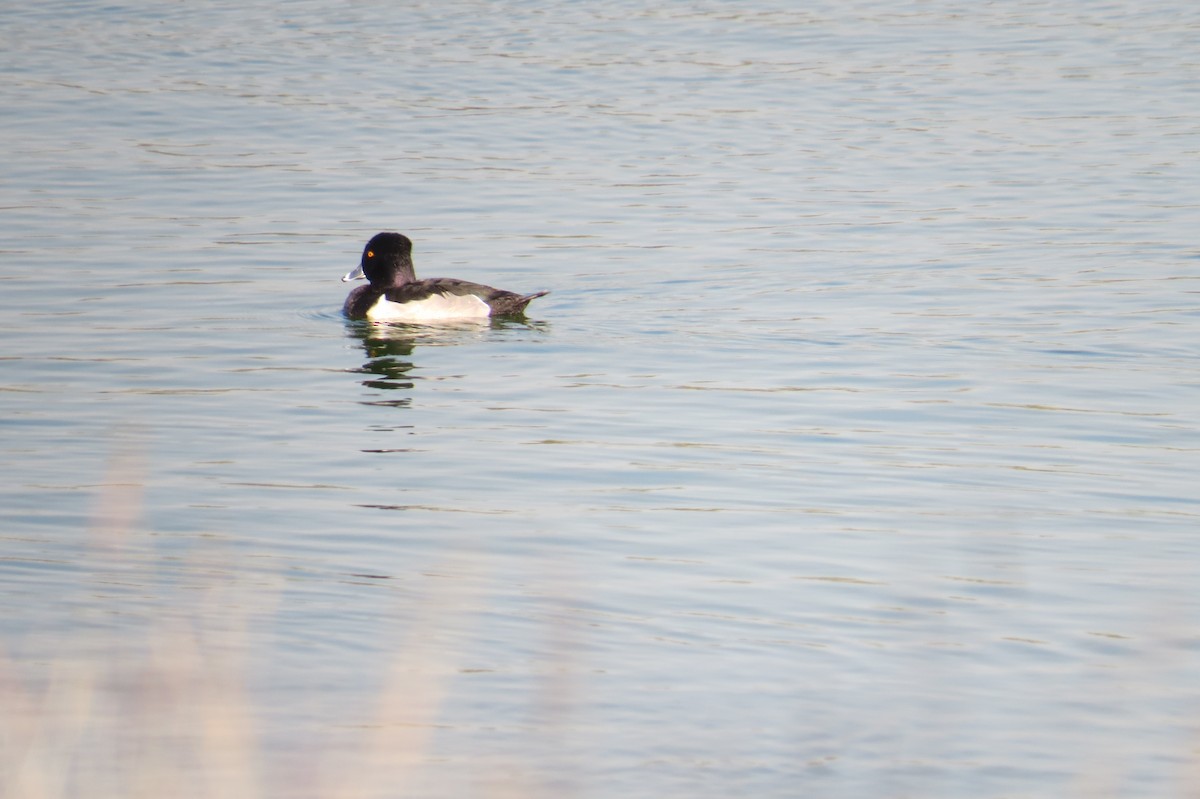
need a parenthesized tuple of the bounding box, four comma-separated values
(2, 1, 1199, 796)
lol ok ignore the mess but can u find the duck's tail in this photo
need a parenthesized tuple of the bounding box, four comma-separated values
(519, 290, 550, 305)
(493, 290, 549, 316)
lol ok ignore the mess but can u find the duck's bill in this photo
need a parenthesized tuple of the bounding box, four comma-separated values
(341, 264, 366, 282)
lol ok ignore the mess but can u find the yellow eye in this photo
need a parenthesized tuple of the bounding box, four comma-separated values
(367, 250, 374, 258)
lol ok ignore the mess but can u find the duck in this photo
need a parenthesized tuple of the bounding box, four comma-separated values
(342, 232, 549, 321)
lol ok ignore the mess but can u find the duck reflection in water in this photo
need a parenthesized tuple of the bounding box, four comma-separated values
(347, 317, 547, 406)
(347, 321, 428, 403)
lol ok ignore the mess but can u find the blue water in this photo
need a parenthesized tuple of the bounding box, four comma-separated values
(3, 1, 1199, 797)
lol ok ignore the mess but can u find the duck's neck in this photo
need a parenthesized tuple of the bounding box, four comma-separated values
(386, 256, 417, 287)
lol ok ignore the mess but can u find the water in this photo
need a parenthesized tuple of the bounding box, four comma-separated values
(2, 1, 1199, 796)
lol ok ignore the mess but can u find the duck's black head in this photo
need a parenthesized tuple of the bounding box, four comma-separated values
(345, 232, 417, 287)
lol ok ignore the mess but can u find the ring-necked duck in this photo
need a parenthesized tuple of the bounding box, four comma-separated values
(342, 232, 549, 321)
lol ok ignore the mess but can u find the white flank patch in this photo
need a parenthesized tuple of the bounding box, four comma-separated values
(366, 292, 490, 322)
